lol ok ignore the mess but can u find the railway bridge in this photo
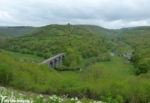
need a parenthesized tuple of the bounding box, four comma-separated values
(39, 53, 65, 68)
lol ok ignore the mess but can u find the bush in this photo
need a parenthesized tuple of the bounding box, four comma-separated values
(0, 63, 13, 86)
(136, 58, 150, 75)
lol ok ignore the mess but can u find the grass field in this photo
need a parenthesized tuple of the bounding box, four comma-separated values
(98, 55, 135, 78)
(0, 49, 45, 62)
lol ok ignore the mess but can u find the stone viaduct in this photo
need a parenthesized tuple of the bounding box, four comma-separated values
(39, 53, 65, 68)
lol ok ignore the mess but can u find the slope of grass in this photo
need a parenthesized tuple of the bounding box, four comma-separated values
(98, 55, 134, 78)
(119, 42, 134, 54)
(0, 49, 44, 62)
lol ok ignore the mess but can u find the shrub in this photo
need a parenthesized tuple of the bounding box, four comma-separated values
(0, 63, 13, 86)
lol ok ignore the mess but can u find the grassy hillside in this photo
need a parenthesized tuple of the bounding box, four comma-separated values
(0, 26, 38, 37)
(0, 49, 44, 62)
(0, 24, 115, 69)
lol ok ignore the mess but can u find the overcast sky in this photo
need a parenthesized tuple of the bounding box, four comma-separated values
(0, 0, 150, 29)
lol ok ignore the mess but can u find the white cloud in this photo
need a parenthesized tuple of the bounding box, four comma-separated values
(0, 0, 150, 28)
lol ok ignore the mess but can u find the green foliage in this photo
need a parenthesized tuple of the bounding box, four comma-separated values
(0, 49, 44, 62)
(0, 63, 13, 86)
(64, 54, 76, 66)
(136, 58, 150, 74)
(97, 53, 112, 62)
(66, 47, 74, 54)
(0, 53, 59, 93)
(117, 26, 150, 74)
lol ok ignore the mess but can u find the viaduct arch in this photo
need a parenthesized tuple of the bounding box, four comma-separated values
(39, 53, 65, 68)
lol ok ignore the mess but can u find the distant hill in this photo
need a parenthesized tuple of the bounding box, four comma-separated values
(84, 25, 119, 37)
(116, 26, 150, 40)
(0, 26, 38, 37)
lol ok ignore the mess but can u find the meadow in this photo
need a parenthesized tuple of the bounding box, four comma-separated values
(0, 49, 44, 62)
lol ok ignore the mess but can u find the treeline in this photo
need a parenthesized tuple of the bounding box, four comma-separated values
(116, 26, 150, 74)
(0, 25, 114, 69)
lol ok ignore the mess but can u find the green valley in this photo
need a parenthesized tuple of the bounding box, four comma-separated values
(1, 24, 150, 103)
